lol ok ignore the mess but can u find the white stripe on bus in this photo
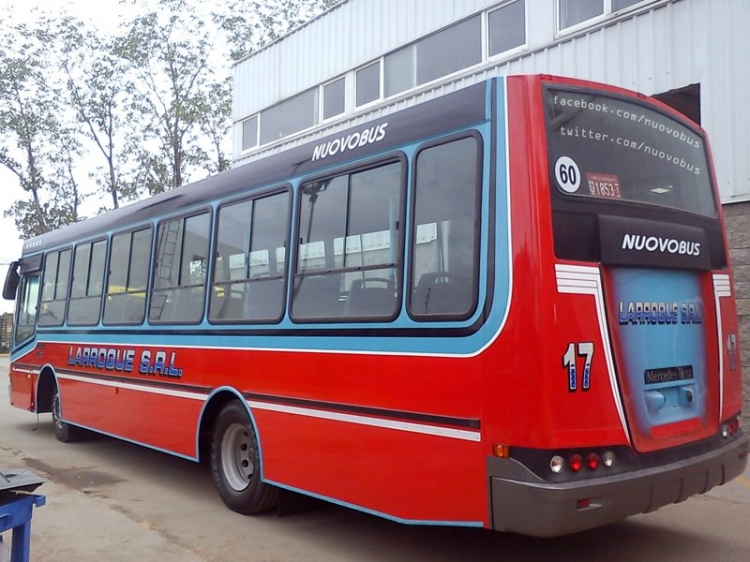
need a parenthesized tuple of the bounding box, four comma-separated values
(54, 373, 481, 442)
(247, 400, 481, 442)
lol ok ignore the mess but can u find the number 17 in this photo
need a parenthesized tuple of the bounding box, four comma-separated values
(562, 342, 594, 392)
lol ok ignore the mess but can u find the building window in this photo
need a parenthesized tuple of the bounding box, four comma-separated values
(356, 61, 381, 107)
(242, 116, 258, 151)
(559, 0, 646, 30)
(384, 14, 483, 99)
(612, 0, 643, 10)
(323, 77, 345, 120)
(385, 46, 416, 97)
(416, 16, 481, 85)
(260, 88, 319, 145)
(559, 0, 603, 29)
(489, 1, 526, 56)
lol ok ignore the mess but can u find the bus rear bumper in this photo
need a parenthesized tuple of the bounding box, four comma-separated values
(489, 434, 748, 537)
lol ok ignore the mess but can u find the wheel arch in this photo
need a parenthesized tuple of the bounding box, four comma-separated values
(36, 364, 58, 414)
(197, 387, 263, 468)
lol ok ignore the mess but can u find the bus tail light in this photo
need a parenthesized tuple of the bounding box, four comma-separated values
(549, 450, 616, 474)
(722, 416, 742, 438)
(586, 453, 600, 470)
(569, 454, 583, 472)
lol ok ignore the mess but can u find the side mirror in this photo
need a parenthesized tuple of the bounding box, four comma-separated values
(3, 261, 20, 300)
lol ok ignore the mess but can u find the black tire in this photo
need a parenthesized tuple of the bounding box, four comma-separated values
(210, 401, 278, 514)
(51, 388, 84, 443)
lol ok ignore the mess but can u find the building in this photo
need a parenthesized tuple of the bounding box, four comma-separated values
(0, 312, 12, 353)
(231, 0, 750, 419)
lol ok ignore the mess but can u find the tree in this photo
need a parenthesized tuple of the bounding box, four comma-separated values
(0, 15, 85, 238)
(0, 0, 343, 237)
(114, 0, 226, 192)
(42, 16, 137, 210)
(199, 77, 233, 175)
(217, 0, 342, 63)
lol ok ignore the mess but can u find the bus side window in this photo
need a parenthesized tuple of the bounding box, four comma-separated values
(38, 248, 71, 327)
(14, 275, 40, 345)
(210, 191, 289, 323)
(292, 160, 404, 322)
(408, 136, 481, 320)
(103, 228, 152, 325)
(150, 212, 211, 324)
(68, 239, 107, 326)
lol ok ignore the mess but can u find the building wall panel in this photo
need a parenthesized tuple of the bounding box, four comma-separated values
(233, 0, 502, 117)
(234, 0, 750, 203)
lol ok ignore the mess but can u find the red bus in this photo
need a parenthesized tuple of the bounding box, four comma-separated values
(3, 74, 747, 537)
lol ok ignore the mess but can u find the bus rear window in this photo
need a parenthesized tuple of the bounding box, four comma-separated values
(545, 87, 716, 217)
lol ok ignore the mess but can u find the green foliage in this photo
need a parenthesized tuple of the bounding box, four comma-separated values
(217, 0, 340, 62)
(0, 15, 82, 238)
(0, 0, 340, 240)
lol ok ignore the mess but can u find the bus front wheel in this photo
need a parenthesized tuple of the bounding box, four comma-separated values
(51, 388, 83, 443)
(210, 402, 278, 514)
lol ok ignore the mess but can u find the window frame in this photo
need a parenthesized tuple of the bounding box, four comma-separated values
(259, 87, 320, 146)
(355, 60, 383, 108)
(13, 274, 40, 346)
(406, 131, 484, 322)
(38, 247, 72, 327)
(322, 76, 347, 122)
(241, 115, 259, 152)
(149, 208, 213, 325)
(102, 225, 154, 326)
(290, 153, 408, 323)
(415, 14, 482, 88)
(486, 0, 528, 60)
(67, 237, 108, 327)
(557, 0, 652, 35)
(209, 186, 292, 325)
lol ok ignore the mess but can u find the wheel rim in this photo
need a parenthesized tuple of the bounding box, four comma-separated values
(221, 422, 255, 491)
(52, 393, 64, 431)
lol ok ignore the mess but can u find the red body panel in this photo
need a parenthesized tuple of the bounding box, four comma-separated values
(9, 370, 35, 411)
(12, 341, 489, 524)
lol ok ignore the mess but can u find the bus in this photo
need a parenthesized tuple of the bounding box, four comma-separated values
(3, 74, 747, 537)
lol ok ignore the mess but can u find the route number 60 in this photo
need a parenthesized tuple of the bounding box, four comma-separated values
(555, 156, 581, 194)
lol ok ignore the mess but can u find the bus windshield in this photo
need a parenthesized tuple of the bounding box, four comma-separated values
(545, 87, 716, 217)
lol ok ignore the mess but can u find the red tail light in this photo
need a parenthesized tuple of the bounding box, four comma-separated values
(586, 452, 600, 470)
(569, 454, 583, 472)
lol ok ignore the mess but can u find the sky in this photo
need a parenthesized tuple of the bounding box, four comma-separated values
(0, 0, 139, 313)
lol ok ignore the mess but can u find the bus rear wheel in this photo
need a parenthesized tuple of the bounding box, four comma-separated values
(210, 401, 278, 514)
(51, 388, 83, 443)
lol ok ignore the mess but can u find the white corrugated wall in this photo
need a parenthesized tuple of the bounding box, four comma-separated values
(232, 0, 750, 201)
(232, 0, 501, 118)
